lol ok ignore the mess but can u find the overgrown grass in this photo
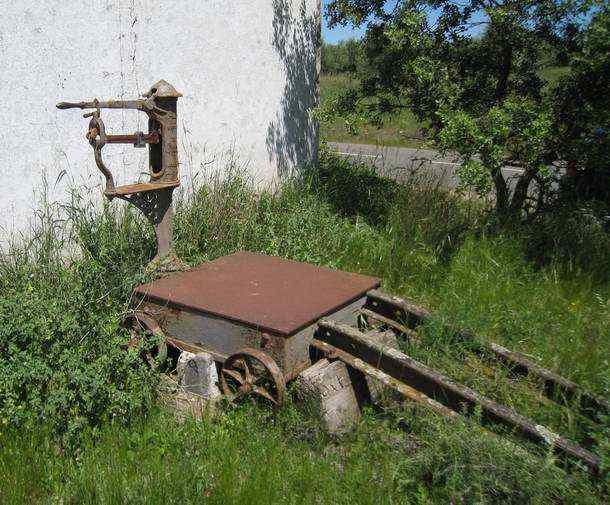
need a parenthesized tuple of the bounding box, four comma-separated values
(0, 150, 608, 503)
(1, 404, 603, 504)
(320, 73, 423, 147)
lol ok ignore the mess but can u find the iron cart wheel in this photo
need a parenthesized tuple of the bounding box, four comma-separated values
(220, 348, 286, 406)
(122, 312, 168, 369)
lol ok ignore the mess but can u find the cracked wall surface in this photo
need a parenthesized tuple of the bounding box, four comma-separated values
(0, 0, 319, 243)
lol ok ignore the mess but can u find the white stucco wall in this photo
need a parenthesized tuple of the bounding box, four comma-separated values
(0, 0, 319, 243)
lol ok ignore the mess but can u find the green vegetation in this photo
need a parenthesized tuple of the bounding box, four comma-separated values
(319, 38, 424, 147)
(2, 405, 605, 504)
(320, 73, 423, 147)
(320, 72, 357, 103)
(0, 4, 606, 503)
(1, 150, 608, 503)
(321, 39, 361, 74)
(540, 66, 570, 86)
(324, 1, 610, 218)
(318, 67, 572, 148)
(552, 8, 610, 202)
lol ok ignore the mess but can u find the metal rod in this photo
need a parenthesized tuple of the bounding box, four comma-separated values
(316, 319, 602, 475)
(56, 99, 145, 110)
(359, 307, 419, 342)
(105, 132, 160, 144)
(311, 338, 457, 419)
(365, 289, 610, 419)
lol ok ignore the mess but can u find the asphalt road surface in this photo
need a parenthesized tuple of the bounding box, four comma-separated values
(328, 142, 525, 191)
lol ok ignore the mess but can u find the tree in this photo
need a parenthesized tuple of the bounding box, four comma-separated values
(325, 0, 600, 219)
(322, 39, 362, 74)
(552, 6, 609, 204)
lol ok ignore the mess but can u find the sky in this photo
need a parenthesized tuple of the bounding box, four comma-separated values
(321, 1, 491, 44)
(323, 23, 365, 43)
(323, 22, 366, 43)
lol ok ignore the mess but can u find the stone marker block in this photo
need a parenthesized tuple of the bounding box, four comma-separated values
(158, 375, 209, 422)
(297, 359, 360, 435)
(364, 329, 400, 404)
(177, 351, 197, 380)
(180, 352, 221, 401)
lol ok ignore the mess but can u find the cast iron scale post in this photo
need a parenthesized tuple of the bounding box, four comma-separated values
(57, 79, 186, 272)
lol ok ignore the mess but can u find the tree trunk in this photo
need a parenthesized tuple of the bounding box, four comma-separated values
(492, 168, 510, 217)
(495, 41, 513, 102)
(509, 169, 537, 216)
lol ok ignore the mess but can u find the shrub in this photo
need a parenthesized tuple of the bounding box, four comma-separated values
(0, 202, 157, 444)
(526, 200, 610, 281)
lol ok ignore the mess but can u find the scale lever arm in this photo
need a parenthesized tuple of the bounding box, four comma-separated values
(56, 99, 150, 111)
(105, 131, 160, 147)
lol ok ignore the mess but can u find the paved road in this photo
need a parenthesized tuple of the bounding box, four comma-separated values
(328, 142, 525, 191)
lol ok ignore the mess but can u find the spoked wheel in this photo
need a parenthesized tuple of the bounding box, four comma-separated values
(122, 312, 168, 369)
(220, 348, 286, 406)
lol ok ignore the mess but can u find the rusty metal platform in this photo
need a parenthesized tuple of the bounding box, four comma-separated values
(134, 252, 380, 336)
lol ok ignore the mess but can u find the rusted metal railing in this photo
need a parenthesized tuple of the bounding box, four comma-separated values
(365, 289, 610, 420)
(315, 319, 602, 475)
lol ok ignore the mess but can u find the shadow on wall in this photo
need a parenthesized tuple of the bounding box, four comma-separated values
(267, 0, 319, 177)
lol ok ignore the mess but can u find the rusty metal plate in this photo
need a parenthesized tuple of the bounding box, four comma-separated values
(134, 252, 380, 336)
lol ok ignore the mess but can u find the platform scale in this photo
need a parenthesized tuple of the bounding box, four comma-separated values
(57, 81, 605, 475)
(56, 79, 380, 403)
(130, 251, 379, 404)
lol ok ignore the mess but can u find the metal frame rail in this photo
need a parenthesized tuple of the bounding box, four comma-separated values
(365, 289, 609, 419)
(312, 293, 607, 475)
